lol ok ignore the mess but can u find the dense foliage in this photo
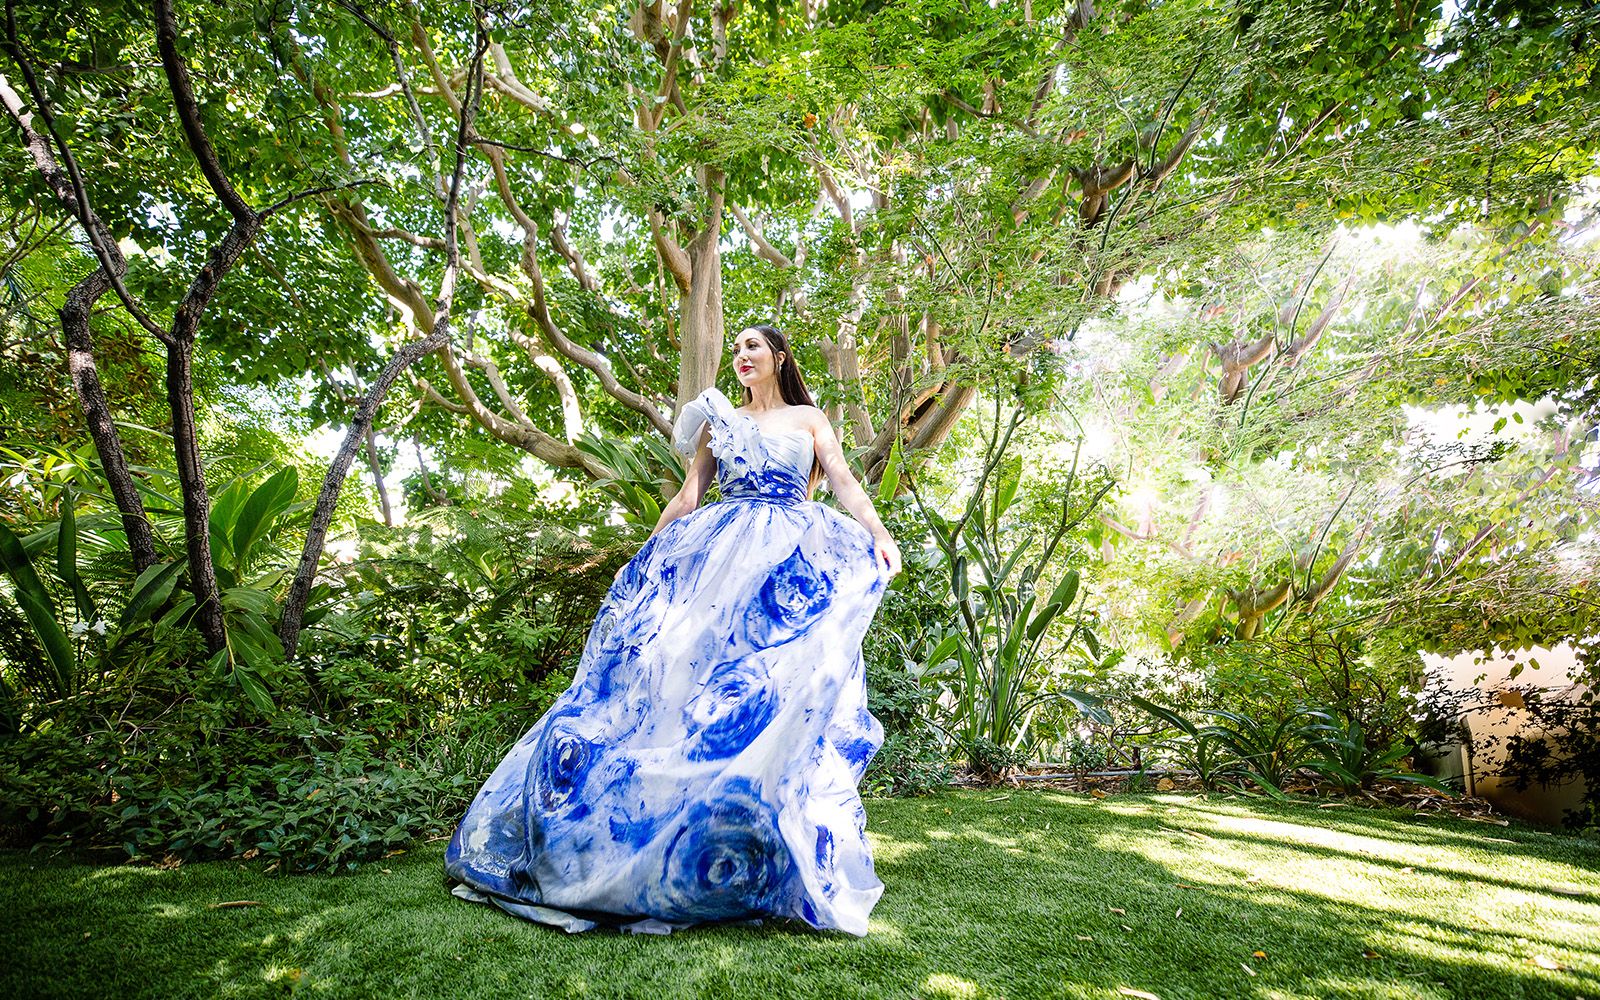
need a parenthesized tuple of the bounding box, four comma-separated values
(1, 0, 1597, 869)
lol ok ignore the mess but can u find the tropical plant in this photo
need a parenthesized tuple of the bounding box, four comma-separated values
(1304, 716, 1453, 795)
(1128, 695, 1246, 792)
(1203, 706, 1335, 795)
(0, 442, 104, 524)
(573, 431, 692, 531)
(906, 399, 1116, 778)
(0, 518, 82, 705)
(136, 465, 313, 715)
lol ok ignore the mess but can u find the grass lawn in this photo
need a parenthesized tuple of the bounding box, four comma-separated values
(2, 788, 1597, 999)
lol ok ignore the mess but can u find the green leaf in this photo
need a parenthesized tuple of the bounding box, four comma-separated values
(232, 466, 299, 571)
(56, 486, 96, 623)
(222, 586, 278, 617)
(207, 475, 251, 565)
(0, 522, 74, 696)
(122, 560, 184, 628)
(877, 438, 902, 505)
(234, 664, 276, 715)
(1047, 569, 1080, 611)
(926, 632, 962, 669)
(1131, 695, 1199, 738)
(1060, 690, 1112, 726)
(158, 594, 197, 635)
(231, 608, 283, 656)
(1000, 597, 1034, 666)
(1025, 598, 1061, 642)
(996, 534, 1035, 590)
(995, 462, 1021, 518)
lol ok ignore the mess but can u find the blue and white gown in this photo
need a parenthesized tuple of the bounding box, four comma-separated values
(444, 386, 889, 936)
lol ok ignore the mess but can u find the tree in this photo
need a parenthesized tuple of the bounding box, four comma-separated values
(1072, 219, 1597, 666)
(2, 0, 348, 650)
(730, 0, 1600, 484)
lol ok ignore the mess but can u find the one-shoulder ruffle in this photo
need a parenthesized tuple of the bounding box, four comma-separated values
(672, 386, 762, 478)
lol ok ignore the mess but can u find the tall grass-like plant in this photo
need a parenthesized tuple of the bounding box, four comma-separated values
(1203, 706, 1333, 795)
(1304, 716, 1453, 794)
(904, 400, 1114, 779)
(1128, 695, 1245, 791)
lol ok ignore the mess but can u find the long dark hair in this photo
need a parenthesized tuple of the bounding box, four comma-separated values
(738, 323, 825, 498)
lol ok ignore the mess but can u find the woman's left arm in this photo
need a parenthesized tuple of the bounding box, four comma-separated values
(810, 412, 903, 577)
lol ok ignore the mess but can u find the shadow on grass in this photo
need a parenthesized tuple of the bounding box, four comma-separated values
(1, 789, 1596, 999)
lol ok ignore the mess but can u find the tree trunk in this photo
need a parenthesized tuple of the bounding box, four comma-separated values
(164, 339, 226, 651)
(673, 165, 726, 412)
(60, 245, 159, 576)
(363, 427, 393, 527)
(279, 325, 450, 659)
(156, 0, 274, 655)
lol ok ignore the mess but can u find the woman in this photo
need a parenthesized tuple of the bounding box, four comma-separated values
(444, 323, 903, 937)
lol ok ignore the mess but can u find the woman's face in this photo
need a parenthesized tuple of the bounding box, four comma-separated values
(731, 328, 784, 389)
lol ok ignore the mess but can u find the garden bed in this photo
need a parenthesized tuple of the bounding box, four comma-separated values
(960, 767, 1519, 825)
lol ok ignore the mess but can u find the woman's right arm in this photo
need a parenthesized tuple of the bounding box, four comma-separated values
(649, 424, 715, 539)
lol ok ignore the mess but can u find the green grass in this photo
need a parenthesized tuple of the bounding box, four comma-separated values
(3, 789, 1598, 999)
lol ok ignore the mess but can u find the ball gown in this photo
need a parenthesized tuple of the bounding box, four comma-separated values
(443, 385, 890, 936)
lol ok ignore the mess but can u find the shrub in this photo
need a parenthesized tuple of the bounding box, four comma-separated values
(0, 703, 524, 871)
(865, 729, 953, 798)
(964, 735, 1033, 781)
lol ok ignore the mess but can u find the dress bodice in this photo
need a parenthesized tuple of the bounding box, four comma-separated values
(672, 387, 816, 505)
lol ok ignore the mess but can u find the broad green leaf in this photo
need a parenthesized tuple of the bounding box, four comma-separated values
(56, 487, 97, 624)
(208, 477, 249, 567)
(222, 586, 278, 617)
(926, 632, 961, 668)
(876, 438, 901, 505)
(1047, 569, 1080, 612)
(1025, 598, 1061, 642)
(0, 522, 74, 695)
(122, 560, 184, 628)
(1131, 695, 1200, 738)
(234, 664, 276, 715)
(995, 462, 1021, 518)
(1000, 596, 1033, 665)
(232, 466, 299, 570)
(231, 608, 283, 655)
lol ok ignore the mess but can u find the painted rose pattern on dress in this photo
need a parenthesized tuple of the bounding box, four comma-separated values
(445, 386, 888, 936)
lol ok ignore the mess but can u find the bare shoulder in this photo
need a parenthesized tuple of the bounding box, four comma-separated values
(791, 403, 826, 424)
(796, 405, 835, 435)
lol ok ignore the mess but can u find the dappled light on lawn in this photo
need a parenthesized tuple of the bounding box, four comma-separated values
(6, 788, 1597, 999)
(923, 972, 983, 999)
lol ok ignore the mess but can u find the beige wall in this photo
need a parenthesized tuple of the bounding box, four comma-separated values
(1421, 643, 1589, 826)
